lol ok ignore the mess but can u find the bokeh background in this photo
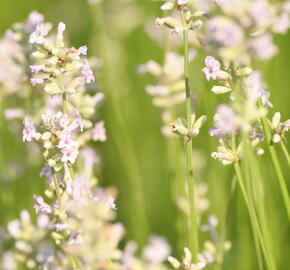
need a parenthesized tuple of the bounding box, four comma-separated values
(0, 0, 289, 269)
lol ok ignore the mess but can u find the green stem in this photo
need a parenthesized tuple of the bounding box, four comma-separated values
(280, 140, 290, 167)
(234, 161, 275, 270)
(53, 174, 64, 215)
(63, 92, 68, 114)
(243, 135, 276, 270)
(241, 154, 264, 270)
(258, 99, 290, 221)
(179, 9, 199, 259)
(232, 134, 275, 270)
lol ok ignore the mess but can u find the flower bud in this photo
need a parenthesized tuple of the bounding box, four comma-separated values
(48, 159, 56, 167)
(235, 67, 252, 76)
(156, 17, 182, 30)
(44, 82, 62, 94)
(272, 133, 281, 143)
(43, 140, 52, 149)
(161, 2, 174, 11)
(211, 85, 231, 94)
(168, 256, 181, 268)
(169, 123, 188, 136)
(41, 131, 51, 141)
(272, 112, 281, 130)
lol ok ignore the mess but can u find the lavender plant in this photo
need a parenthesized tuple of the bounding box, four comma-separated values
(1, 0, 290, 269)
(150, 0, 290, 268)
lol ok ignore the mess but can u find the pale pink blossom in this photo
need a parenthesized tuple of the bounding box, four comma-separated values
(40, 163, 53, 183)
(29, 65, 43, 74)
(143, 236, 171, 264)
(55, 223, 70, 232)
(23, 117, 40, 142)
(207, 17, 244, 47)
(58, 133, 78, 149)
(30, 78, 44, 86)
(68, 232, 84, 245)
(33, 195, 52, 214)
(214, 105, 237, 135)
(4, 108, 24, 120)
(67, 176, 91, 205)
(249, 0, 272, 28)
(81, 147, 100, 177)
(61, 146, 79, 164)
(244, 71, 272, 107)
(78, 46, 87, 55)
(250, 34, 278, 60)
(29, 23, 48, 44)
(70, 109, 83, 132)
(273, 12, 290, 34)
(202, 56, 221, 81)
(91, 121, 106, 141)
(26, 11, 44, 32)
(80, 60, 94, 84)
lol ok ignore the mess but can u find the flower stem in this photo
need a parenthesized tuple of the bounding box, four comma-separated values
(258, 99, 290, 221)
(242, 134, 276, 269)
(63, 92, 68, 114)
(179, 9, 199, 259)
(232, 134, 275, 270)
(53, 174, 64, 215)
(280, 140, 290, 167)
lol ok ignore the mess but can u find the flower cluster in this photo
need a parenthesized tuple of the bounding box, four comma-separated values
(168, 247, 210, 270)
(269, 112, 290, 143)
(204, 0, 290, 62)
(156, 0, 206, 35)
(6, 210, 54, 269)
(169, 112, 207, 141)
(139, 51, 196, 136)
(1, 15, 179, 270)
(29, 21, 94, 94)
(23, 109, 82, 168)
(200, 55, 272, 164)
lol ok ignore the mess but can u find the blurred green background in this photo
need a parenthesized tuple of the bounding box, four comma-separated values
(0, 0, 289, 269)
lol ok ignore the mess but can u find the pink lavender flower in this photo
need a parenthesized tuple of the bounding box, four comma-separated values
(23, 117, 40, 142)
(207, 17, 244, 47)
(91, 121, 106, 141)
(78, 46, 87, 55)
(60, 146, 79, 164)
(249, 0, 272, 28)
(250, 34, 278, 60)
(4, 108, 24, 120)
(214, 105, 237, 135)
(26, 11, 44, 33)
(81, 147, 100, 177)
(70, 109, 83, 132)
(29, 65, 43, 74)
(30, 78, 44, 86)
(143, 236, 171, 264)
(55, 223, 70, 232)
(273, 12, 290, 34)
(33, 195, 52, 214)
(40, 163, 53, 183)
(58, 133, 78, 150)
(80, 59, 94, 84)
(68, 231, 84, 245)
(202, 56, 221, 81)
(209, 127, 222, 138)
(244, 71, 273, 107)
(67, 176, 91, 206)
(29, 24, 48, 44)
